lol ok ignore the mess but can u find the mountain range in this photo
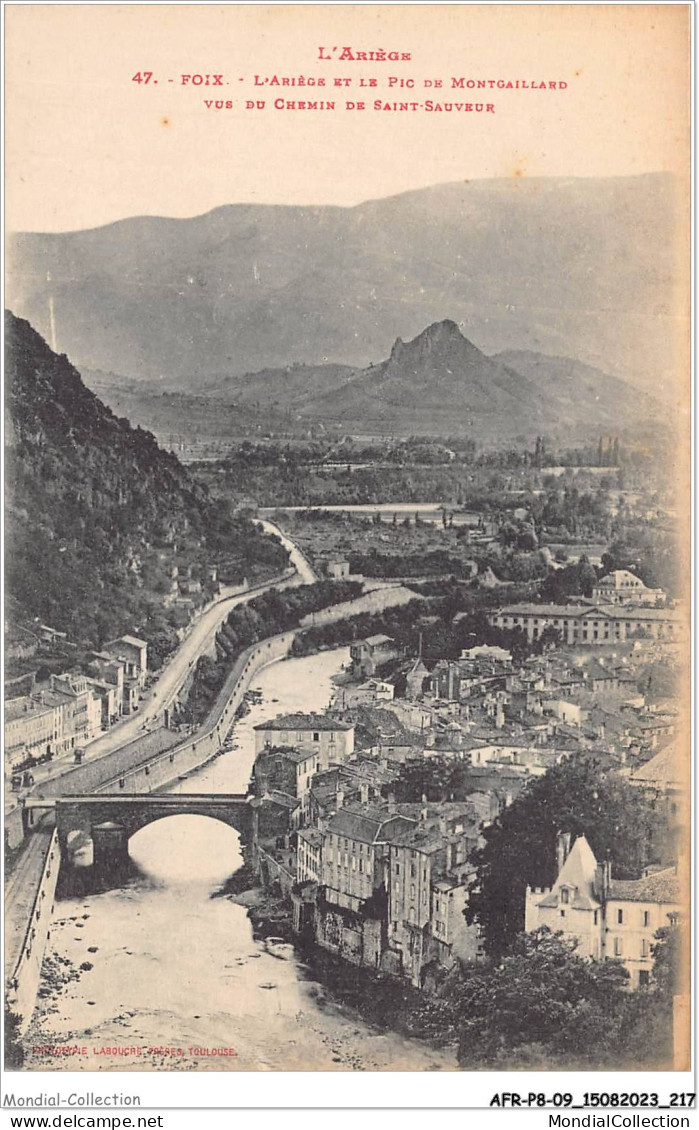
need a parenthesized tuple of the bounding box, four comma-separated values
(7, 174, 682, 401)
(93, 320, 667, 442)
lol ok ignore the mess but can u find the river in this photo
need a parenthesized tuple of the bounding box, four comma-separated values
(24, 648, 456, 1072)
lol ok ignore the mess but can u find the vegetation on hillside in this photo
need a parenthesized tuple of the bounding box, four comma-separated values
(4, 311, 288, 655)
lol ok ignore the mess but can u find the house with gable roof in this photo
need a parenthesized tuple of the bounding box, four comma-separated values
(526, 833, 683, 987)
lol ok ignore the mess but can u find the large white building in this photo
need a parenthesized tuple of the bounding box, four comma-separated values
(592, 569, 665, 607)
(488, 603, 682, 646)
(525, 834, 682, 988)
(4, 673, 101, 770)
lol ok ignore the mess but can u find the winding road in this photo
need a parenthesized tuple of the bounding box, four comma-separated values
(6, 522, 317, 808)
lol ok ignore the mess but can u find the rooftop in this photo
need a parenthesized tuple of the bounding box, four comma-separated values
(630, 743, 684, 787)
(119, 634, 149, 650)
(5, 696, 55, 723)
(254, 713, 353, 732)
(325, 801, 414, 844)
(608, 868, 681, 905)
(595, 570, 646, 589)
(493, 603, 680, 623)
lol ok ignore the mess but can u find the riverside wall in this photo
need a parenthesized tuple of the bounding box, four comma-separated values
(5, 632, 296, 1031)
(7, 829, 60, 1031)
(92, 631, 297, 796)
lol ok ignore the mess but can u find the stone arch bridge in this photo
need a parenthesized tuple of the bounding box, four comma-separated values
(54, 794, 254, 872)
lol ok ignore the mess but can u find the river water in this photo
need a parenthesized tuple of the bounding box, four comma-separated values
(25, 648, 455, 1072)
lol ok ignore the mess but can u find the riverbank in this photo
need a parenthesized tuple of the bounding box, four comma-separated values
(228, 879, 459, 1053)
(19, 648, 457, 1072)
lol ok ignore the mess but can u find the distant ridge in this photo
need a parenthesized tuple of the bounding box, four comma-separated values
(7, 173, 679, 396)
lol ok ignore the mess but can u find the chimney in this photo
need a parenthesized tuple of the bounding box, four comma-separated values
(420, 805, 428, 822)
(594, 859, 612, 899)
(556, 831, 572, 875)
(360, 782, 369, 805)
(387, 792, 396, 814)
(445, 841, 453, 873)
(336, 788, 344, 809)
(495, 703, 505, 729)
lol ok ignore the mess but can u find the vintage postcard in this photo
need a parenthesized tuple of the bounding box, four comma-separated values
(2, 0, 692, 1099)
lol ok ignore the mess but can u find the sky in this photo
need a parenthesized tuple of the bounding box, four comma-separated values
(5, 3, 690, 233)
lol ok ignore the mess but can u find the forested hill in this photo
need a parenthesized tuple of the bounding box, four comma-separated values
(4, 311, 288, 655)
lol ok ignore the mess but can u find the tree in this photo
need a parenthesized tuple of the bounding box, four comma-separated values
(456, 928, 631, 1067)
(4, 1004, 24, 1068)
(465, 754, 664, 959)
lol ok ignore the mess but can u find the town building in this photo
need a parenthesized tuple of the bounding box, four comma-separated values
(488, 603, 682, 645)
(525, 833, 682, 988)
(4, 696, 60, 769)
(253, 745, 322, 807)
(334, 679, 395, 708)
(103, 635, 148, 688)
(350, 634, 397, 678)
(325, 559, 351, 580)
(3, 673, 101, 769)
(296, 827, 323, 883)
(592, 570, 665, 607)
(253, 712, 355, 769)
(87, 652, 134, 716)
(46, 673, 102, 751)
(384, 803, 483, 985)
(406, 656, 429, 701)
(320, 800, 415, 913)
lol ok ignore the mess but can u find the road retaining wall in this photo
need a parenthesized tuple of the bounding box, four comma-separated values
(93, 632, 297, 796)
(7, 829, 60, 1032)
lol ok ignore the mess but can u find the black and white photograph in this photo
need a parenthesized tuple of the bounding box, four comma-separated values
(2, 0, 692, 1100)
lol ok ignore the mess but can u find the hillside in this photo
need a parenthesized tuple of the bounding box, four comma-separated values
(4, 311, 288, 655)
(199, 321, 666, 441)
(305, 320, 551, 433)
(493, 350, 677, 425)
(7, 174, 681, 396)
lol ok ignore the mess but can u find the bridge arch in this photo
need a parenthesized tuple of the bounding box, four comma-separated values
(54, 795, 254, 871)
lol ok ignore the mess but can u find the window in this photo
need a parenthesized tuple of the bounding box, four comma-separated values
(560, 888, 569, 904)
(614, 937, 622, 957)
(643, 910, 650, 927)
(410, 884, 416, 899)
(313, 732, 320, 742)
(641, 938, 649, 958)
(617, 909, 623, 924)
(639, 970, 650, 988)
(395, 864, 400, 875)
(560, 909, 566, 918)
(593, 910, 599, 926)
(329, 732, 335, 743)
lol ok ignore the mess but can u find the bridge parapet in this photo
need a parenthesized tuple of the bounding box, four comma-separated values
(55, 794, 253, 860)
